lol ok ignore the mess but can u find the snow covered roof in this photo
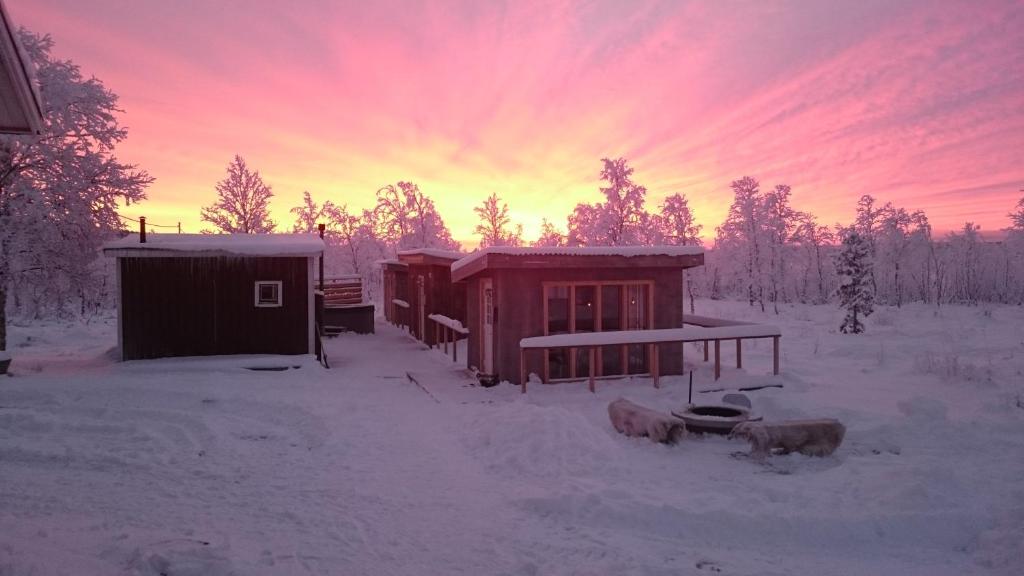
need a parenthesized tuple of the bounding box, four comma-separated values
(103, 233, 325, 258)
(0, 0, 44, 134)
(397, 248, 465, 261)
(451, 245, 705, 281)
(376, 258, 408, 268)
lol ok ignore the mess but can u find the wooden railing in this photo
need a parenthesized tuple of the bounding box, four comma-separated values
(518, 320, 781, 394)
(428, 313, 469, 363)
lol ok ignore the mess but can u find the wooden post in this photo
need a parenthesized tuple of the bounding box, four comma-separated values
(435, 320, 440, 350)
(588, 347, 596, 393)
(703, 340, 709, 362)
(773, 336, 780, 375)
(736, 339, 743, 369)
(520, 348, 527, 394)
(139, 216, 146, 243)
(317, 224, 325, 293)
(651, 343, 660, 388)
(453, 331, 458, 363)
(714, 339, 721, 380)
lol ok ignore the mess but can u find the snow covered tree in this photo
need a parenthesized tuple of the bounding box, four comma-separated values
(1009, 193, 1024, 232)
(374, 181, 458, 250)
(473, 193, 522, 247)
(793, 213, 835, 304)
(201, 155, 276, 233)
(533, 218, 566, 247)
(762, 184, 800, 312)
(290, 190, 338, 233)
(836, 228, 875, 334)
(653, 193, 702, 246)
(566, 158, 650, 246)
(715, 176, 766, 310)
(0, 30, 151, 352)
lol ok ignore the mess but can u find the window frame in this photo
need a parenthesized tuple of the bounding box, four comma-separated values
(541, 280, 654, 382)
(254, 280, 283, 308)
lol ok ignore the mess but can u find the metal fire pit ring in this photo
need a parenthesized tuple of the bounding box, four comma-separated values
(672, 403, 752, 435)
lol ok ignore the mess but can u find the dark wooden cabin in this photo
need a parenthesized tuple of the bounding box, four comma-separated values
(450, 247, 704, 385)
(395, 248, 466, 346)
(380, 259, 410, 328)
(103, 233, 324, 361)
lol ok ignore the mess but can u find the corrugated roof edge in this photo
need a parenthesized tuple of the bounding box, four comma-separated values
(102, 233, 325, 257)
(451, 245, 705, 274)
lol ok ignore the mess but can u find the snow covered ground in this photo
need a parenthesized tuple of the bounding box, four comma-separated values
(1, 301, 1023, 575)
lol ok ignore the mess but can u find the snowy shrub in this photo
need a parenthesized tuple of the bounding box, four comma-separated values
(913, 351, 994, 384)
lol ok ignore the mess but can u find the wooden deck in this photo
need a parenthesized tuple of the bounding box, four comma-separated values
(518, 316, 781, 393)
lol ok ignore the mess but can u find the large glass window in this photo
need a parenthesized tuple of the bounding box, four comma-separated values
(543, 282, 651, 380)
(547, 286, 570, 379)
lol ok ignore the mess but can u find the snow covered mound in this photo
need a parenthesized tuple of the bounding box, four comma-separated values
(463, 402, 619, 480)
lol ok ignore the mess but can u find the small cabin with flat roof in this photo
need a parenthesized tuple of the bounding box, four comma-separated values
(395, 248, 466, 346)
(450, 246, 704, 385)
(103, 233, 324, 361)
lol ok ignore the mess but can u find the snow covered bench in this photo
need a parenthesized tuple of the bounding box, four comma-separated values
(518, 323, 781, 393)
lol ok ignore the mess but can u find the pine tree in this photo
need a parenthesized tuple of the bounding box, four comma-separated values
(836, 228, 874, 334)
(200, 155, 276, 233)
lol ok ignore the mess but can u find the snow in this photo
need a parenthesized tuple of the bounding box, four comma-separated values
(1, 301, 1023, 575)
(102, 233, 325, 257)
(392, 298, 409, 308)
(427, 313, 469, 334)
(521, 323, 782, 348)
(451, 245, 705, 273)
(0, 350, 11, 362)
(396, 248, 465, 260)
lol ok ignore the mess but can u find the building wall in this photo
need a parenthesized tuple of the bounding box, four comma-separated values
(119, 256, 310, 360)
(408, 262, 463, 346)
(468, 266, 686, 385)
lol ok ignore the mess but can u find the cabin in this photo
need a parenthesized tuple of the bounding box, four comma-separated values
(103, 233, 324, 361)
(395, 248, 466, 346)
(379, 259, 410, 328)
(450, 246, 705, 385)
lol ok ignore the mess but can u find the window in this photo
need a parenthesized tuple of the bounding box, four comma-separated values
(543, 281, 652, 380)
(254, 281, 283, 307)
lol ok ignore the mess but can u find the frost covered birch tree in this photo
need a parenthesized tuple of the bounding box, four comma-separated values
(374, 181, 458, 250)
(473, 193, 522, 248)
(0, 30, 151, 352)
(200, 155, 275, 233)
(533, 218, 566, 247)
(715, 176, 765, 310)
(566, 158, 649, 246)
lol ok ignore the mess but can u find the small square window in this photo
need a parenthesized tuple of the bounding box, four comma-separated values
(254, 281, 282, 307)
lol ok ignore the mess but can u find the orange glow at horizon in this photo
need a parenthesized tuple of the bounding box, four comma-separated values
(12, 0, 1023, 247)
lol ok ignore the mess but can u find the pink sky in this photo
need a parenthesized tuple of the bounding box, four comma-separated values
(12, 0, 1024, 244)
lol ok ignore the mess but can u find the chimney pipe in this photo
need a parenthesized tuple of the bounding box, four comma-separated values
(317, 223, 325, 292)
(140, 216, 147, 243)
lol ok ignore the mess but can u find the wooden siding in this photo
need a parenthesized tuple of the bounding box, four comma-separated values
(406, 263, 466, 346)
(119, 256, 310, 360)
(468, 267, 685, 385)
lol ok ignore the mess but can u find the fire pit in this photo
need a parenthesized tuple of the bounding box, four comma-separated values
(672, 403, 751, 435)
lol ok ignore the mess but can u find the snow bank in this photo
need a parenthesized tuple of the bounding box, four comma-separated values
(392, 298, 409, 308)
(463, 402, 620, 480)
(0, 350, 11, 362)
(103, 233, 324, 257)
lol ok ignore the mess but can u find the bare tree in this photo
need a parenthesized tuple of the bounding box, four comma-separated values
(473, 193, 522, 248)
(200, 155, 276, 233)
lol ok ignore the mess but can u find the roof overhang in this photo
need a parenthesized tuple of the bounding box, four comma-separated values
(451, 247, 705, 282)
(0, 1, 44, 135)
(103, 233, 325, 258)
